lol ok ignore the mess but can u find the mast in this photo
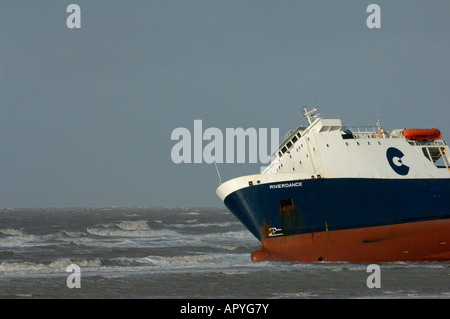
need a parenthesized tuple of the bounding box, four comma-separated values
(303, 106, 320, 125)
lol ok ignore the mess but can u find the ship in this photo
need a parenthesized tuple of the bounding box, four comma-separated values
(216, 107, 450, 262)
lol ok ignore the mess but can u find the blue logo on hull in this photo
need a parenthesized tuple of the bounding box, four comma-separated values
(386, 147, 410, 176)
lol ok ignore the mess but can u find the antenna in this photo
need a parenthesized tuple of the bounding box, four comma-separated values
(213, 159, 222, 185)
(376, 119, 387, 138)
(302, 106, 320, 125)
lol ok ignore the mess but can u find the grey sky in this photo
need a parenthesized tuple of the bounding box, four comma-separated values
(1, 1, 449, 207)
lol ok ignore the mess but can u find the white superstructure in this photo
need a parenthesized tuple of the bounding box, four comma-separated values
(217, 107, 450, 201)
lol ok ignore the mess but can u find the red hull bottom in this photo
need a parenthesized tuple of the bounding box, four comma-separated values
(251, 219, 450, 263)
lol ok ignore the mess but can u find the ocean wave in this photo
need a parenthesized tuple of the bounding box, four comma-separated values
(62, 231, 86, 238)
(136, 253, 253, 269)
(114, 220, 150, 231)
(201, 230, 256, 242)
(0, 252, 256, 276)
(0, 224, 256, 252)
(0, 228, 39, 247)
(0, 228, 25, 236)
(85, 227, 179, 238)
(169, 221, 236, 229)
(0, 258, 103, 274)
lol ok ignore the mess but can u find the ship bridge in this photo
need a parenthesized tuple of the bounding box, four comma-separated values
(263, 107, 450, 177)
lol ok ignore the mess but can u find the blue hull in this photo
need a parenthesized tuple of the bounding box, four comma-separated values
(223, 178, 450, 241)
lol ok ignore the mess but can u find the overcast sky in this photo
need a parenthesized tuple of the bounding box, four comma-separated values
(1, 1, 449, 207)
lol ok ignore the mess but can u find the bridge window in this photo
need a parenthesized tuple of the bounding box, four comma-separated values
(423, 147, 449, 168)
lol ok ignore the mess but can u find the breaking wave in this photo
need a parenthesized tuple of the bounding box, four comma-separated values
(85, 227, 179, 238)
(0, 258, 103, 274)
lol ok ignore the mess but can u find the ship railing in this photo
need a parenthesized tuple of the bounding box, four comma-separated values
(341, 126, 378, 139)
(407, 139, 447, 146)
(283, 130, 295, 141)
(283, 127, 307, 142)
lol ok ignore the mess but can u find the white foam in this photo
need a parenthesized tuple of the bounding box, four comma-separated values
(0, 228, 39, 247)
(115, 220, 150, 231)
(62, 231, 85, 238)
(184, 219, 199, 224)
(0, 228, 24, 236)
(0, 258, 103, 274)
(85, 227, 179, 238)
(138, 253, 253, 269)
(169, 221, 235, 229)
(202, 230, 256, 242)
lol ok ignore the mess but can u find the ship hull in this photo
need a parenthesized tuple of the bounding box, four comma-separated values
(251, 219, 450, 262)
(222, 178, 450, 262)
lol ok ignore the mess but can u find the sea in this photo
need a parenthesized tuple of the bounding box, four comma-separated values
(0, 207, 449, 302)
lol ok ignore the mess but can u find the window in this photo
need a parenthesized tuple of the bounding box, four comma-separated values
(422, 147, 449, 168)
(341, 129, 354, 139)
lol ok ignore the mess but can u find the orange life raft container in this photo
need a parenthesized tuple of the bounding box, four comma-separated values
(402, 128, 442, 140)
